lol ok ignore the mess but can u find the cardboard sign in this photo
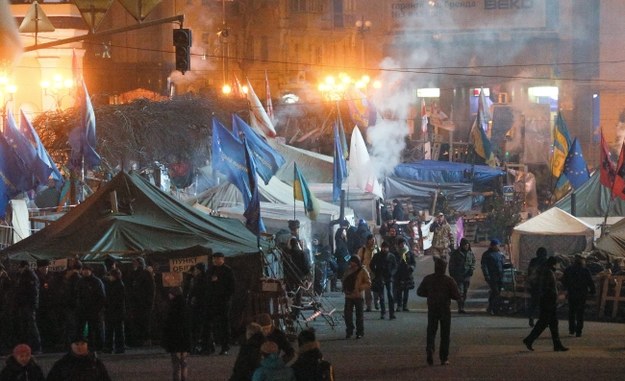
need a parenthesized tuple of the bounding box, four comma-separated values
(162, 272, 183, 287)
(169, 255, 208, 273)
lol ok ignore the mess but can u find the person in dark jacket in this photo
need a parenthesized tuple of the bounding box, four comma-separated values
(252, 341, 295, 381)
(562, 255, 596, 337)
(126, 257, 155, 347)
(392, 199, 405, 221)
(187, 262, 209, 354)
(0, 344, 45, 381)
(229, 322, 265, 381)
(0, 265, 13, 355)
(104, 268, 125, 354)
(417, 256, 461, 366)
(36, 259, 56, 350)
(523, 256, 569, 352)
(60, 261, 82, 349)
(291, 328, 334, 381)
(206, 252, 236, 355)
(76, 265, 106, 351)
(448, 238, 476, 314)
(285, 238, 311, 311)
(394, 237, 416, 312)
(46, 335, 112, 381)
(334, 222, 350, 282)
(369, 241, 398, 320)
(480, 240, 505, 315)
(14, 261, 41, 353)
(162, 287, 191, 381)
(255, 313, 295, 364)
(526, 247, 548, 327)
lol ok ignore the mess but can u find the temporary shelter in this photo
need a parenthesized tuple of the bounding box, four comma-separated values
(554, 171, 625, 217)
(510, 207, 595, 270)
(595, 218, 625, 257)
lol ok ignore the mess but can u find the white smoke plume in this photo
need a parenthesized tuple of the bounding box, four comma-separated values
(0, 0, 23, 65)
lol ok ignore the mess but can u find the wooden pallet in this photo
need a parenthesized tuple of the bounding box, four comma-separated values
(598, 274, 625, 319)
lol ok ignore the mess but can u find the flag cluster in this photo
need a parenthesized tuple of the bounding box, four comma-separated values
(469, 88, 497, 166)
(549, 112, 589, 192)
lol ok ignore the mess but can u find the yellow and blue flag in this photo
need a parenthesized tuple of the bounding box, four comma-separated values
(562, 137, 589, 189)
(551, 112, 571, 178)
(294, 163, 319, 220)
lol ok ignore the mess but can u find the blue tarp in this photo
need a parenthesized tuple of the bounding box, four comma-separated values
(392, 160, 505, 185)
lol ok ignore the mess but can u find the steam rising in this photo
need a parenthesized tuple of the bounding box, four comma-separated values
(0, 0, 23, 65)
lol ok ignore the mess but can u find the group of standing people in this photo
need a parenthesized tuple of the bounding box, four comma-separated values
(0, 256, 156, 356)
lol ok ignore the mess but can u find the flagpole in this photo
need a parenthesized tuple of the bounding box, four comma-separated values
(293, 164, 297, 220)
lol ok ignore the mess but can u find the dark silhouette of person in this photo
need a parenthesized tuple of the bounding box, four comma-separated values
(562, 255, 596, 337)
(523, 256, 569, 352)
(526, 247, 548, 327)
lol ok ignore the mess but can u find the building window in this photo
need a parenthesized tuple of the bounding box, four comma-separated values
(333, 0, 344, 28)
(289, 0, 322, 13)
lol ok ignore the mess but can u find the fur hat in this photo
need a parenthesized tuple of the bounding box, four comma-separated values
(490, 239, 500, 246)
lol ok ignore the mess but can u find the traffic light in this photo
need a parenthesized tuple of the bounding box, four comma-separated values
(173, 28, 192, 74)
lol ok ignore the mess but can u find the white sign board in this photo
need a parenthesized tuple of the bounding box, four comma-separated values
(169, 255, 208, 273)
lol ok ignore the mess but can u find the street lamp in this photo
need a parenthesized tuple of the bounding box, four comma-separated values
(355, 16, 372, 69)
(40, 74, 74, 110)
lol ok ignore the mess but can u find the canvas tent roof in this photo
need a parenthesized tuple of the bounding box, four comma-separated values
(0, 171, 261, 262)
(392, 160, 505, 186)
(510, 207, 595, 270)
(554, 171, 625, 217)
(595, 217, 625, 257)
(270, 140, 334, 183)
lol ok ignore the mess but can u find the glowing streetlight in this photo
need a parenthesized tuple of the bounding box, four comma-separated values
(40, 73, 75, 110)
(355, 16, 372, 68)
(222, 83, 232, 95)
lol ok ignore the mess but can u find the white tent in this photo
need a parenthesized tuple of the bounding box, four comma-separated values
(510, 207, 595, 270)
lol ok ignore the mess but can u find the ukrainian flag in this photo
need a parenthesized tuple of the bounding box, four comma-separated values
(293, 163, 319, 220)
(551, 112, 571, 178)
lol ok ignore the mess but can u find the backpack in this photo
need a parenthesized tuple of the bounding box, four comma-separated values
(316, 359, 334, 381)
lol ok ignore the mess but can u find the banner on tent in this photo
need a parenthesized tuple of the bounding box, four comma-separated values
(169, 255, 208, 273)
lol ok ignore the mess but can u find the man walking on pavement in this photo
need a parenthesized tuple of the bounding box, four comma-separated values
(448, 238, 475, 314)
(206, 252, 236, 355)
(562, 254, 595, 337)
(523, 256, 569, 352)
(480, 239, 505, 315)
(526, 247, 548, 327)
(417, 256, 461, 366)
(429, 213, 454, 258)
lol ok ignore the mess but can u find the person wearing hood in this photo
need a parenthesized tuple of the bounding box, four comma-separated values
(126, 257, 155, 347)
(252, 341, 296, 381)
(523, 256, 569, 352)
(46, 335, 112, 381)
(291, 328, 334, 381)
(0, 344, 45, 381)
(229, 322, 265, 381)
(342, 256, 371, 339)
(448, 238, 476, 314)
(417, 256, 461, 366)
(162, 287, 191, 381)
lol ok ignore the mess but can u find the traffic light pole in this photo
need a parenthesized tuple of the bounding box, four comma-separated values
(23, 15, 185, 52)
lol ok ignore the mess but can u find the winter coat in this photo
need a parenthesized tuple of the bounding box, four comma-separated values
(229, 331, 265, 381)
(369, 251, 397, 289)
(104, 278, 125, 322)
(481, 248, 505, 283)
(448, 247, 476, 284)
(291, 342, 334, 381)
(266, 328, 295, 364)
(76, 275, 106, 317)
(0, 356, 45, 381)
(252, 353, 296, 381)
(46, 352, 111, 381)
(538, 266, 558, 308)
(127, 265, 155, 312)
(161, 295, 192, 354)
(562, 263, 596, 301)
(342, 265, 371, 299)
(206, 264, 235, 306)
(395, 246, 416, 290)
(417, 260, 461, 311)
(14, 269, 39, 310)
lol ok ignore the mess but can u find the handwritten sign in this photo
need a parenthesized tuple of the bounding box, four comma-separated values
(48, 258, 68, 272)
(169, 255, 208, 273)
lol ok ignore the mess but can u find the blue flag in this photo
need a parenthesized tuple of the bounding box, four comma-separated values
(562, 138, 590, 189)
(242, 137, 266, 235)
(211, 118, 253, 207)
(69, 81, 101, 170)
(4, 111, 38, 188)
(20, 110, 63, 187)
(0, 134, 32, 217)
(232, 114, 285, 184)
(333, 122, 347, 202)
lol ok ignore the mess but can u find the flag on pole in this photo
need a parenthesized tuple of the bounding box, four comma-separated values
(4, 110, 49, 187)
(68, 81, 100, 170)
(346, 87, 377, 128)
(264, 70, 274, 122)
(612, 142, 625, 200)
(562, 138, 589, 189)
(333, 122, 348, 202)
(599, 130, 616, 190)
(551, 112, 571, 179)
(478, 88, 491, 132)
(246, 77, 277, 138)
(420, 98, 428, 133)
(293, 162, 319, 221)
(0, 133, 32, 217)
(20, 109, 63, 186)
(469, 107, 495, 165)
(232, 114, 285, 184)
(233, 74, 245, 98)
(242, 137, 266, 235)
